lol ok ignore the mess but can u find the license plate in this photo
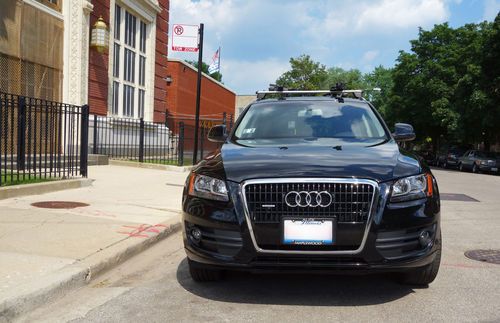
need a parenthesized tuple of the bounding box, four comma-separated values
(492, 167, 498, 172)
(283, 219, 335, 245)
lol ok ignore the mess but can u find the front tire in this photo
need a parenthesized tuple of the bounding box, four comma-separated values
(188, 259, 222, 282)
(459, 163, 464, 172)
(472, 163, 479, 173)
(399, 241, 441, 286)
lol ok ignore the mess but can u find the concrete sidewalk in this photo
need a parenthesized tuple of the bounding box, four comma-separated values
(0, 165, 187, 321)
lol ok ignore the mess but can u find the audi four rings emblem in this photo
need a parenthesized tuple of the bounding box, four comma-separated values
(285, 191, 333, 208)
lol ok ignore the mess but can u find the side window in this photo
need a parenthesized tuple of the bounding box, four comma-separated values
(469, 151, 475, 157)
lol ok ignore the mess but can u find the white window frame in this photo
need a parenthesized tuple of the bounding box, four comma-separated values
(109, 0, 158, 121)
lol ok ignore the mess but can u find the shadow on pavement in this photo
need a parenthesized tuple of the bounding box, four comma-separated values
(176, 258, 415, 306)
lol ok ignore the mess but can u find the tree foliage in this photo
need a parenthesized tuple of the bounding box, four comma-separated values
(275, 56, 393, 115)
(276, 55, 328, 90)
(275, 14, 499, 150)
(389, 19, 498, 149)
(185, 60, 223, 82)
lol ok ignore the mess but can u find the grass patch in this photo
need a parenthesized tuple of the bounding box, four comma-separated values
(0, 173, 57, 186)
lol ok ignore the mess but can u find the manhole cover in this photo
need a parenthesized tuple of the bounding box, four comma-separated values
(441, 193, 479, 202)
(465, 249, 500, 265)
(31, 201, 90, 209)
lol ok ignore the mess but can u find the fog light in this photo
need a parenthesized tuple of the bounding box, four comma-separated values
(419, 230, 432, 247)
(190, 227, 202, 242)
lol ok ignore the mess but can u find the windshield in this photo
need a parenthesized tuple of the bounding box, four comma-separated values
(233, 101, 388, 145)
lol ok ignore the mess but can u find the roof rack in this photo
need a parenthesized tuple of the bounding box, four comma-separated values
(256, 83, 364, 101)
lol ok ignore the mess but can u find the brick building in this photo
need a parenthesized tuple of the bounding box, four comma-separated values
(1, 0, 236, 126)
(1, 0, 170, 123)
(166, 58, 236, 125)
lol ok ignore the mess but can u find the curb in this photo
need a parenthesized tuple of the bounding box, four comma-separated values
(109, 160, 192, 172)
(0, 218, 182, 322)
(0, 178, 94, 201)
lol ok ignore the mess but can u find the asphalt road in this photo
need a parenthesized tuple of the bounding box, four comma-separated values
(20, 169, 500, 323)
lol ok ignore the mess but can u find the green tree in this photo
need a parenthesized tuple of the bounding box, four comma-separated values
(322, 67, 366, 90)
(364, 65, 393, 117)
(388, 22, 493, 149)
(185, 60, 222, 82)
(276, 55, 328, 90)
(480, 12, 500, 150)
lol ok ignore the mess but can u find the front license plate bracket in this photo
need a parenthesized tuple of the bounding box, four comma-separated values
(282, 218, 336, 245)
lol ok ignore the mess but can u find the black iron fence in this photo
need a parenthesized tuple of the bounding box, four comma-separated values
(89, 112, 233, 166)
(166, 112, 234, 164)
(89, 115, 184, 165)
(0, 91, 88, 186)
(1, 88, 234, 187)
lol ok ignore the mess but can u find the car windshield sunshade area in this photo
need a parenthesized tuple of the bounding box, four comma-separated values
(233, 101, 387, 144)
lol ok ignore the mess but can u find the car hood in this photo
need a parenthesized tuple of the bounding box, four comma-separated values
(194, 140, 423, 183)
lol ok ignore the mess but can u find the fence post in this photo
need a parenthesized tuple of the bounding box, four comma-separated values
(178, 121, 184, 166)
(80, 104, 89, 177)
(16, 96, 26, 171)
(92, 114, 98, 154)
(229, 113, 234, 131)
(222, 112, 227, 127)
(139, 118, 144, 162)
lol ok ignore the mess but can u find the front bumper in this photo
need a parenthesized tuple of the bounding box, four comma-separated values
(182, 179, 441, 273)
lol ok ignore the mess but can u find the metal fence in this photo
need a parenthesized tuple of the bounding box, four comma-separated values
(89, 112, 234, 166)
(166, 112, 234, 164)
(0, 91, 88, 186)
(89, 115, 184, 165)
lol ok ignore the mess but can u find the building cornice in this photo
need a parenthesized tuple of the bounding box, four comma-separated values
(120, 0, 161, 23)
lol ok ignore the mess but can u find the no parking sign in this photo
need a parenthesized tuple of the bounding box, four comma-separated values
(171, 24, 199, 52)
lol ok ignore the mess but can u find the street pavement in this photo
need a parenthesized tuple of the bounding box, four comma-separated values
(0, 165, 187, 320)
(17, 168, 500, 323)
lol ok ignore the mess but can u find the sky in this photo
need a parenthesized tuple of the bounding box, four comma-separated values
(169, 0, 500, 94)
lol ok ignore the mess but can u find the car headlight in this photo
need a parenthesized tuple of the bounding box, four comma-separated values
(391, 174, 433, 202)
(480, 160, 488, 165)
(188, 174, 229, 202)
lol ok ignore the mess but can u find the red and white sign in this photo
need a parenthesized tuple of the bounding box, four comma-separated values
(171, 24, 199, 52)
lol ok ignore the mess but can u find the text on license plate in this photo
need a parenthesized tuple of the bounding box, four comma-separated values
(283, 219, 334, 245)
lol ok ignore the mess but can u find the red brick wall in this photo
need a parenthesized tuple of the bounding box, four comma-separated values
(88, 0, 110, 116)
(166, 60, 236, 125)
(153, 0, 169, 122)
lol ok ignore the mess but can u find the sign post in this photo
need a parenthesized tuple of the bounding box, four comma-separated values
(171, 23, 204, 164)
(192, 23, 204, 164)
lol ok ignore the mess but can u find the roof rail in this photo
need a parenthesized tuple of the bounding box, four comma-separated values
(256, 84, 363, 101)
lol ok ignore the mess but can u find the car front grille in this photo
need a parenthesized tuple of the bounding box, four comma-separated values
(243, 181, 376, 224)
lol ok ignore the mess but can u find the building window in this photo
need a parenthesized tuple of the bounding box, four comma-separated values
(35, 0, 62, 12)
(111, 4, 148, 119)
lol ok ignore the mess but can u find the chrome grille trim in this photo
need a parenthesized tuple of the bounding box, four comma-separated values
(244, 182, 374, 223)
(241, 178, 379, 255)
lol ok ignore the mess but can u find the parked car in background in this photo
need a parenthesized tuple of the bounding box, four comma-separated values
(458, 150, 499, 173)
(436, 146, 469, 169)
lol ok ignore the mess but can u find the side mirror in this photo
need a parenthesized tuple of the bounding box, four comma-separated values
(207, 124, 227, 143)
(393, 123, 416, 142)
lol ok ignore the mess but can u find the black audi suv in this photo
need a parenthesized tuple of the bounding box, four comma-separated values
(182, 89, 441, 285)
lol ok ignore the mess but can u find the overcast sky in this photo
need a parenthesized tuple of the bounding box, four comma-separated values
(169, 0, 500, 94)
